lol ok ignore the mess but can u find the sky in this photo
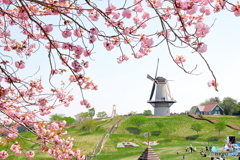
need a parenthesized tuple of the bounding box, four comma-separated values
(4, 1, 240, 119)
(56, 8, 240, 118)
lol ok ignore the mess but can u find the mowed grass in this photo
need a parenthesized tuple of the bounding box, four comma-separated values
(96, 115, 240, 160)
(0, 118, 118, 160)
(1, 115, 240, 160)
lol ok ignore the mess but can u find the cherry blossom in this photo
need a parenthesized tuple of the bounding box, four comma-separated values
(175, 56, 186, 64)
(142, 11, 151, 19)
(62, 29, 72, 38)
(122, 9, 132, 19)
(90, 28, 99, 35)
(103, 42, 114, 51)
(208, 80, 219, 87)
(73, 28, 84, 37)
(197, 43, 208, 53)
(15, 60, 26, 69)
(26, 151, 35, 159)
(43, 25, 53, 33)
(0, 0, 233, 158)
(0, 150, 8, 159)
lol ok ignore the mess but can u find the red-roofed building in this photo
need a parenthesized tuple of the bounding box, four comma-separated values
(195, 104, 224, 115)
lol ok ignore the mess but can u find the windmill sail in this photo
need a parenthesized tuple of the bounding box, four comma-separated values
(147, 74, 155, 82)
(147, 59, 159, 101)
(166, 82, 173, 100)
(149, 83, 155, 100)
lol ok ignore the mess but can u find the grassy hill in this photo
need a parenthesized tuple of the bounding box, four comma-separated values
(97, 115, 240, 160)
(1, 115, 240, 160)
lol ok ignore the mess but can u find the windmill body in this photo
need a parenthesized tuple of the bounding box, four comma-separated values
(147, 76, 176, 116)
(147, 60, 176, 116)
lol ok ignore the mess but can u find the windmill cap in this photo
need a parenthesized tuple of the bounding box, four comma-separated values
(156, 77, 166, 83)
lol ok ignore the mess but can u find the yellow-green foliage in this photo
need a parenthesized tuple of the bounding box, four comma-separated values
(1, 115, 240, 160)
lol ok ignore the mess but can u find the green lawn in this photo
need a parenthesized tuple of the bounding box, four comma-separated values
(1, 115, 240, 160)
(96, 115, 240, 160)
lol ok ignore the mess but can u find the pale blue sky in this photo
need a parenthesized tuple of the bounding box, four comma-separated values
(2, 1, 240, 119)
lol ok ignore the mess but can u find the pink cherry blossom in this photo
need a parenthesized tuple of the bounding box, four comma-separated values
(80, 99, 90, 106)
(112, 11, 120, 19)
(231, 5, 240, 16)
(26, 151, 35, 159)
(76, 5, 84, 15)
(61, 56, 69, 66)
(105, 3, 117, 15)
(73, 45, 84, 56)
(141, 22, 148, 29)
(123, 27, 130, 35)
(43, 24, 53, 32)
(161, 30, 171, 38)
(133, 16, 142, 24)
(186, 4, 198, 15)
(74, 28, 84, 37)
(3, 0, 11, 4)
(197, 43, 207, 53)
(208, 80, 219, 87)
(122, 9, 132, 19)
(141, 38, 154, 48)
(134, 5, 144, 12)
(142, 11, 151, 19)
(83, 50, 92, 57)
(147, 0, 163, 8)
(0, 150, 8, 159)
(175, 55, 186, 64)
(90, 28, 99, 35)
(38, 97, 47, 106)
(71, 60, 82, 72)
(15, 60, 25, 69)
(88, 10, 100, 21)
(89, 35, 97, 43)
(7, 133, 18, 139)
(4, 45, 12, 51)
(83, 61, 89, 68)
(62, 43, 70, 50)
(195, 23, 210, 37)
(62, 29, 72, 38)
(112, 38, 120, 46)
(117, 54, 129, 63)
(103, 42, 114, 51)
(200, 7, 211, 16)
(56, 89, 66, 99)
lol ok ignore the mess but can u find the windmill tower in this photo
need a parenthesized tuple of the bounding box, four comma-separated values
(147, 59, 176, 116)
(111, 105, 117, 118)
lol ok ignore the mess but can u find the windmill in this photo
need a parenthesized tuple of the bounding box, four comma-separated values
(147, 59, 176, 116)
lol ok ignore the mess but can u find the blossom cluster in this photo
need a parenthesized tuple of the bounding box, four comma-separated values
(0, 0, 236, 158)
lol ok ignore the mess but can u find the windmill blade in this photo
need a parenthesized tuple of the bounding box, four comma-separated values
(147, 74, 155, 82)
(155, 58, 159, 78)
(149, 83, 156, 100)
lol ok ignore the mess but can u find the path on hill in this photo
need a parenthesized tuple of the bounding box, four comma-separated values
(64, 117, 113, 129)
(188, 114, 240, 130)
(86, 118, 122, 160)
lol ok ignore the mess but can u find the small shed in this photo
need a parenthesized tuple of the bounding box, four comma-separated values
(138, 146, 160, 160)
(195, 104, 224, 115)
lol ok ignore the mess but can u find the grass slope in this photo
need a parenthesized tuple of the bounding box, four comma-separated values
(1, 115, 240, 160)
(96, 115, 240, 160)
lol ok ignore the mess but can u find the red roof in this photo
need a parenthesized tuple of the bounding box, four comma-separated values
(197, 104, 217, 112)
